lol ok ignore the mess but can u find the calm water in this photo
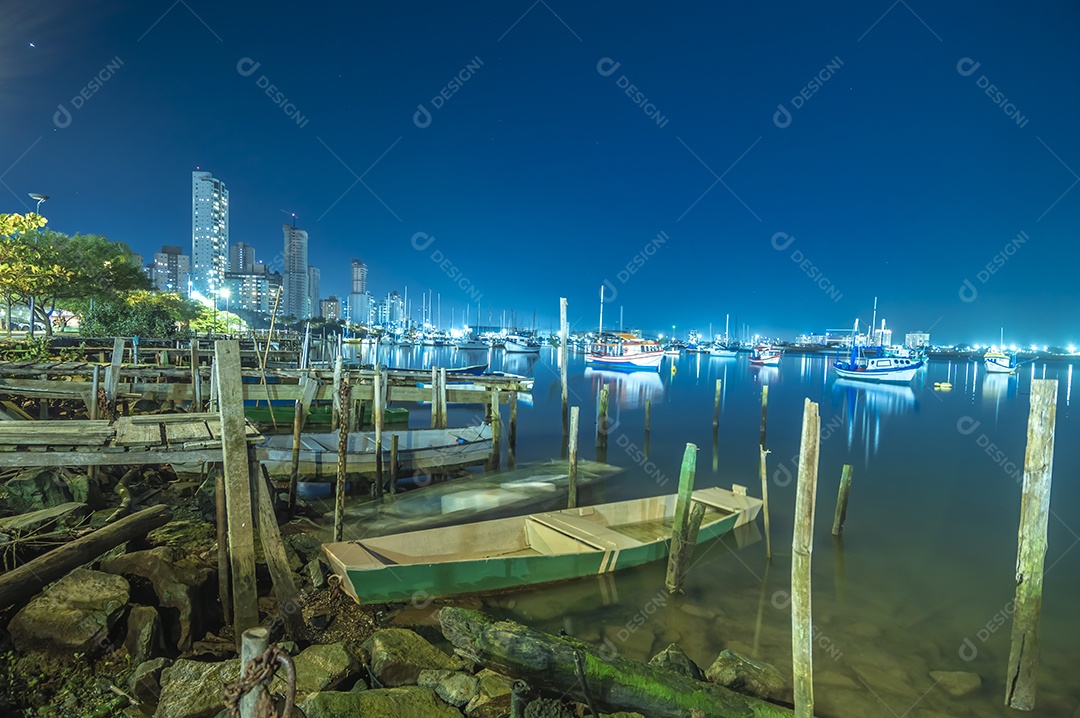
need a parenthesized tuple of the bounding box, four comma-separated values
(344, 343, 1080, 717)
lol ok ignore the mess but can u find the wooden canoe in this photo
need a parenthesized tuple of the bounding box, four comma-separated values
(323, 486, 761, 605)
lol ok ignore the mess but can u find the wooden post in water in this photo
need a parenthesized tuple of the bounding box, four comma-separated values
(831, 464, 854, 536)
(665, 443, 698, 594)
(334, 375, 350, 539)
(239, 626, 270, 718)
(438, 367, 448, 429)
(508, 392, 518, 469)
(791, 398, 820, 718)
(490, 388, 501, 471)
(560, 297, 569, 435)
(596, 383, 609, 451)
(214, 340, 259, 648)
(759, 446, 772, 559)
(644, 397, 651, 460)
(390, 433, 399, 496)
(332, 354, 343, 430)
(713, 379, 721, 428)
(759, 385, 769, 448)
(1005, 379, 1058, 711)
(287, 401, 303, 514)
(430, 366, 439, 428)
(567, 406, 579, 509)
(374, 365, 384, 489)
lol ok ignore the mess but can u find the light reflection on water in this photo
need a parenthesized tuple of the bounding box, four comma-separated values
(339, 345, 1079, 717)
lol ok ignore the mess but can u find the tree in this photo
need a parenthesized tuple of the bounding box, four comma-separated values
(79, 291, 202, 338)
(0, 213, 70, 338)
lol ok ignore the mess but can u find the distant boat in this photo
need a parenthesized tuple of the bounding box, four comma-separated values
(259, 425, 493, 480)
(323, 485, 762, 604)
(587, 334, 665, 370)
(396, 339, 414, 348)
(833, 318, 923, 383)
(504, 335, 542, 353)
(984, 348, 1020, 374)
(748, 344, 781, 366)
(455, 335, 489, 351)
(709, 344, 738, 358)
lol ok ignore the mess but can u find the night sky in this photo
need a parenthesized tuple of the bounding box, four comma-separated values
(2, 1, 1078, 345)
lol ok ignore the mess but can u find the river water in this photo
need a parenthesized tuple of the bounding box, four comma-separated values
(344, 343, 1080, 717)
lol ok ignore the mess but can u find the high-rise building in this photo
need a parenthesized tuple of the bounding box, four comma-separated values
(308, 265, 320, 318)
(350, 259, 367, 294)
(906, 331, 931, 349)
(375, 291, 404, 326)
(153, 245, 192, 293)
(282, 223, 309, 318)
(348, 291, 374, 326)
(320, 296, 341, 320)
(191, 170, 229, 297)
(229, 242, 255, 273)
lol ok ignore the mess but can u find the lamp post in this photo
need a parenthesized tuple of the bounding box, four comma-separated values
(212, 289, 219, 337)
(27, 193, 49, 339)
(221, 288, 231, 336)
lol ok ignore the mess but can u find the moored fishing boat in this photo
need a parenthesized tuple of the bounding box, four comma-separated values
(984, 348, 1019, 374)
(258, 424, 492, 480)
(455, 335, 489, 351)
(586, 333, 665, 370)
(504, 335, 542, 353)
(709, 343, 738, 357)
(323, 485, 761, 604)
(834, 345, 923, 383)
(748, 344, 781, 366)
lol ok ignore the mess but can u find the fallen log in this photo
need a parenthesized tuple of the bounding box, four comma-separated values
(0, 504, 172, 610)
(439, 607, 798, 718)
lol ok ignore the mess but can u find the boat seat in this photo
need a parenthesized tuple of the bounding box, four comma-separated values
(529, 512, 643, 551)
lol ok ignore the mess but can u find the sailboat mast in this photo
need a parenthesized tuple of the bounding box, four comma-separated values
(598, 285, 604, 337)
(870, 296, 878, 347)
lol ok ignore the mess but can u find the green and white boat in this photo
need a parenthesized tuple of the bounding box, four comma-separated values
(323, 485, 761, 605)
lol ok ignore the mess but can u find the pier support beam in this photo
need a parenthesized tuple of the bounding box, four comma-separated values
(792, 398, 820, 718)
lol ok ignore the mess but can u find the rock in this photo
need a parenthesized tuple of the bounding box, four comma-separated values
(125, 605, 162, 665)
(284, 532, 324, 564)
(65, 473, 106, 509)
(270, 643, 362, 695)
(705, 649, 789, 703)
(525, 697, 575, 718)
(464, 669, 515, 718)
(648, 643, 706, 681)
(146, 520, 217, 554)
(100, 545, 215, 651)
(418, 669, 480, 707)
(9, 568, 129, 654)
(298, 686, 461, 718)
(5, 467, 73, 512)
(847, 621, 883, 640)
(130, 657, 172, 708)
(361, 628, 463, 687)
(0, 501, 89, 534)
(306, 557, 327, 589)
(190, 632, 237, 660)
(153, 659, 240, 718)
(678, 603, 717, 620)
(816, 670, 859, 689)
(929, 670, 981, 697)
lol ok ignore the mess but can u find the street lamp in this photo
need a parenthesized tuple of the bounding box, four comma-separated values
(221, 288, 231, 336)
(27, 193, 48, 339)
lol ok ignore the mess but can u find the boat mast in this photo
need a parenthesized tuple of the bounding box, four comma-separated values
(724, 313, 730, 344)
(870, 296, 878, 347)
(598, 285, 604, 338)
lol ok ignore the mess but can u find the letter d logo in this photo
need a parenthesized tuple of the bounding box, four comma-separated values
(411, 231, 435, 251)
(53, 104, 72, 129)
(773, 103, 792, 129)
(958, 278, 978, 303)
(236, 57, 261, 77)
(771, 231, 795, 251)
(596, 57, 621, 77)
(956, 57, 981, 77)
(413, 103, 432, 129)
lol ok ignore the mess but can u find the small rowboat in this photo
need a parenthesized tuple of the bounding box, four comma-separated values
(323, 485, 761, 605)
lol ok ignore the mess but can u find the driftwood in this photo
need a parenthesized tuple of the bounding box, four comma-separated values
(439, 607, 798, 718)
(0, 504, 172, 610)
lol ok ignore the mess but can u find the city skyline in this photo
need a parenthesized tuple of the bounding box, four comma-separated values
(2, 2, 1078, 344)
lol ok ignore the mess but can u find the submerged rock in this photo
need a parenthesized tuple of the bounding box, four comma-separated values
(298, 686, 461, 718)
(648, 643, 706, 681)
(705, 648, 789, 702)
(9, 568, 129, 654)
(929, 669, 981, 697)
(361, 628, 464, 687)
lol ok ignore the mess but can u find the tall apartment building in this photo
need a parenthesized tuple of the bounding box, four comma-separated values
(152, 245, 191, 293)
(350, 259, 367, 294)
(191, 170, 229, 296)
(320, 296, 341, 321)
(229, 242, 255, 273)
(308, 266, 320, 318)
(282, 223, 309, 319)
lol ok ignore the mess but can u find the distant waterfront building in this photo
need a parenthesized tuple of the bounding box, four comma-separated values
(229, 242, 255, 273)
(320, 296, 341, 321)
(153, 245, 192, 293)
(224, 260, 278, 315)
(872, 328, 893, 347)
(375, 291, 404, 326)
(350, 259, 367, 294)
(308, 266, 320, 318)
(282, 223, 309, 318)
(191, 170, 229, 297)
(347, 291, 374, 326)
(906, 331, 931, 349)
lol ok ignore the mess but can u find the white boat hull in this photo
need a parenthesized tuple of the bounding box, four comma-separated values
(504, 340, 541, 353)
(749, 355, 780, 366)
(984, 359, 1017, 373)
(834, 364, 921, 383)
(585, 351, 664, 369)
(710, 349, 738, 357)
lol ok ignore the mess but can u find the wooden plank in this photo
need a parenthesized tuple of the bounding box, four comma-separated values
(114, 418, 164, 447)
(0, 448, 227, 468)
(254, 451, 304, 639)
(165, 421, 212, 445)
(214, 340, 260, 646)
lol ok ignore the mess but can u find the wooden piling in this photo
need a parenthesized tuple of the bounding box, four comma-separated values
(105, 337, 123, 418)
(88, 365, 101, 483)
(239, 626, 270, 718)
(759, 445, 772, 559)
(645, 398, 651, 438)
(791, 398, 820, 718)
(215, 465, 230, 625)
(335, 375, 350, 539)
(665, 443, 698, 594)
(490, 388, 501, 471)
(438, 367, 448, 429)
(596, 383, 609, 451)
(567, 406, 579, 509)
(713, 379, 721, 428)
(560, 297, 569, 435)
(1005, 379, 1058, 711)
(508, 392, 518, 469)
(759, 385, 769, 448)
(214, 340, 259, 647)
(374, 365, 384, 489)
(288, 401, 303, 514)
(430, 367, 439, 428)
(390, 433, 399, 495)
(253, 449, 303, 639)
(332, 354, 343, 430)
(831, 464, 854, 536)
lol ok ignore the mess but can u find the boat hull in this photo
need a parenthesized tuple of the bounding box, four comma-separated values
(749, 356, 780, 366)
(585, 352, 664, 370)
(710, 349, 738, 357)
(504, 341, 541, 353)
(984, 358, 1017, 373)
(834, 363, 921, 383)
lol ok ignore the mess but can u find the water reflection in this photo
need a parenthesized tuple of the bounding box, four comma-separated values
(750, 365, 778, 385)
(830, 378, 918, 459)
(585, 368, 665, 409)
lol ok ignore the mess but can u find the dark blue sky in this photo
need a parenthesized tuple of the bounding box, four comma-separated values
(3, 1, 1078, 344)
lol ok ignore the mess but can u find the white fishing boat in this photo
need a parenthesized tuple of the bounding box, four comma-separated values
(587, 334, 665, 370)
(833, 320, 923, 383)
(455, 335, 489, 351)
(984, 348, 1019, 374)
(709, 344, 738, 357)
(748, 344, 781, 366)
(504, 335, 542, 353)
(258, 424, 492, 480)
